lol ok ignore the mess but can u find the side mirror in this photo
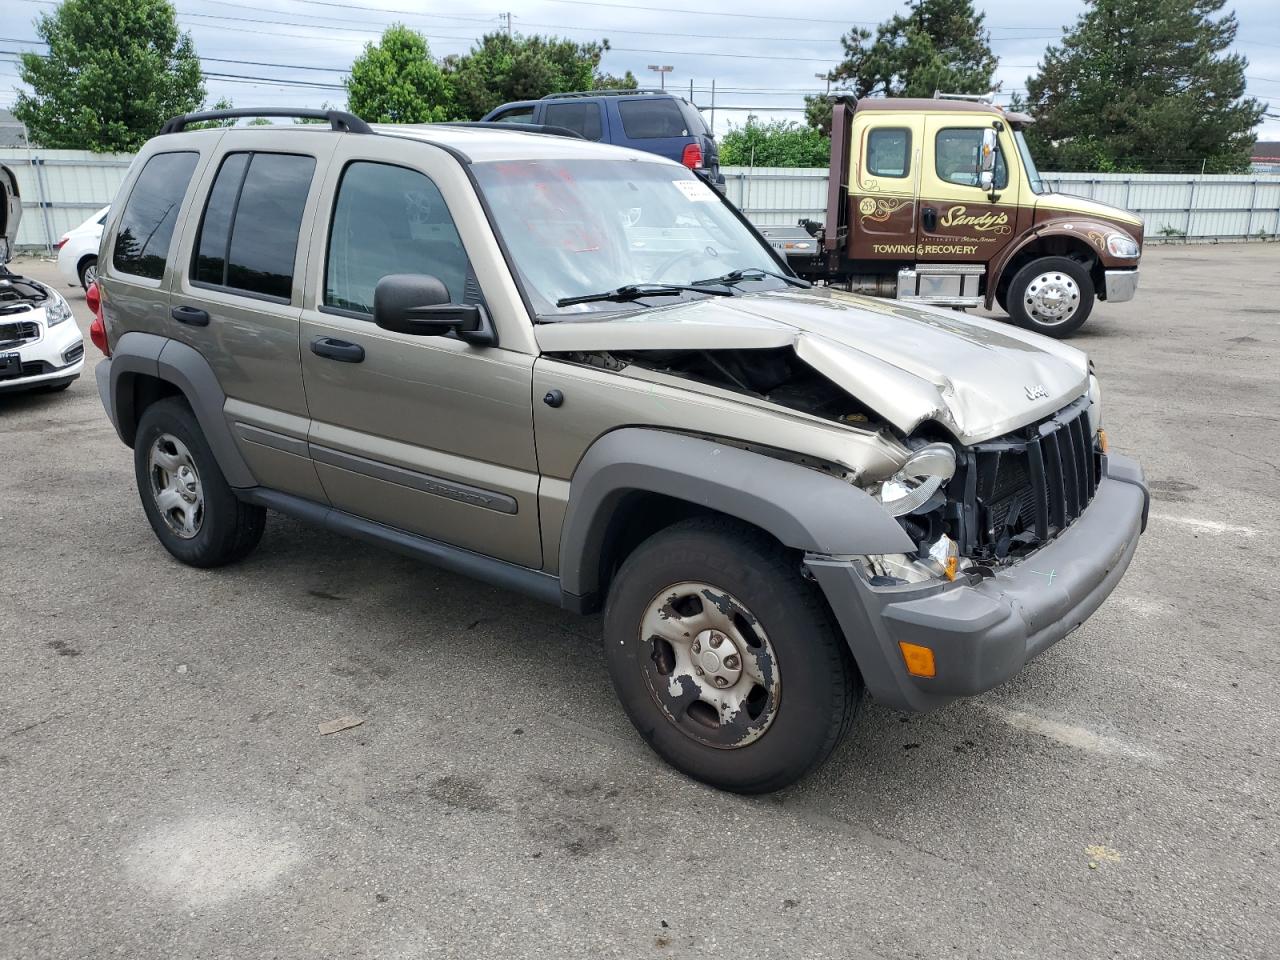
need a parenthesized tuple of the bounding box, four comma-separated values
(979, 128, 998, 174)
(979, 170, 995, 191)
(373, 273, 493, 345)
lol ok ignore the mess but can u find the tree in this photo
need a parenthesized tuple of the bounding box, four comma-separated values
(446, 33, 621, 120)
(805, 0, 997, 132)
(14, 0, 205, 151)
(720, 121, 830, 167)
(1020, 0, 1263, 173)
(345, 25, 453, 124)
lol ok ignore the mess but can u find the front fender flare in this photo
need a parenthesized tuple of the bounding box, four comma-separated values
(557, 427, 913, 604)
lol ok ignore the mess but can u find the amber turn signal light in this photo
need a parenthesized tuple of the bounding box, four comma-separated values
(898, 641, 936, 678)
(1097, 428, 1109, 453)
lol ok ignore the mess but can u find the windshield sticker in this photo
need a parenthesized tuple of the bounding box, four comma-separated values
(672, 179, 717, 202)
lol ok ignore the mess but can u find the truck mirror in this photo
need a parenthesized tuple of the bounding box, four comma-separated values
(979, 128, 998, 174)
(979, 170, 995, 191)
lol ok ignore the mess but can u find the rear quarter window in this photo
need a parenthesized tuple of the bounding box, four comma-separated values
(112, 151, 200, 280)
(617, 98, 689, 139)
(543, 102, 603, 141)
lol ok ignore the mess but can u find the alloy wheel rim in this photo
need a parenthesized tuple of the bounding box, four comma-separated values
(638, 581, 781, 749)
(1024, 271, 1081, 324)
(83, 263, 97, 287)
(148, 433, 204, 539)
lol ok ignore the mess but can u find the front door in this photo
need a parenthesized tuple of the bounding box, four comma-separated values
(297, 139, 542, 569)
(847, 117, 924, 262)
(916, 119, 1022, 264)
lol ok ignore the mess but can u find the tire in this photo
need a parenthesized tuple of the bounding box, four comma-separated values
(1005, 256, 1095, 338)
(133, 396, 265, 568)
(602, 516, 861, 794)
(77, 256, 97, 290)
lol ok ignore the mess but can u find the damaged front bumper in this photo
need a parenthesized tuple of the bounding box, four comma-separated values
(806, 452, 1149, 712)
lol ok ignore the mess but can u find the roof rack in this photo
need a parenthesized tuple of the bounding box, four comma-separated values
(932, 91, 996, 104)
(159, 107, 372, 135)
(540, 89, 665, 100)
(436, 121, 585, 139)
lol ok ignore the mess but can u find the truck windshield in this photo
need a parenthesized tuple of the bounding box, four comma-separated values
(1014, 129, 1047, 195)
(470, 159, 786, 318)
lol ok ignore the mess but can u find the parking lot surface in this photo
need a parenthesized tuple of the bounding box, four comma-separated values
(2, 245, 1278, 959)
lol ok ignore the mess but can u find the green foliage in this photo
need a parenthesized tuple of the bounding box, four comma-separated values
(1020, 0, 1263, 174)
(595, 69, 640, 91)
(13, 0, 205, 151)
(720, 121, 830, 167)
(345, 25, 453, 124)
(806, 0, 997, 132)
(445, 33, 618, 120)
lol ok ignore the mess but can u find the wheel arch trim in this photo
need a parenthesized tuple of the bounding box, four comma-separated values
(557, 427, 914, 606)
(104, 331, 256, 488)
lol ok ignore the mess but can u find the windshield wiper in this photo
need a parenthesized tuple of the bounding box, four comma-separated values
(556, 283, 733, 308)
(692, 267, 811, 289)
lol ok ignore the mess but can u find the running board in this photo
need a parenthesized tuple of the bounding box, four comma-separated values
(237, 487, 572, 610)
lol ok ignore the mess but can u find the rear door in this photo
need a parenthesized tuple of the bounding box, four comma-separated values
(847, 115, 924, 262)
(167, 132, 338, 502)
(541, 100, 606, 141)
(916, 119, 1021, 264)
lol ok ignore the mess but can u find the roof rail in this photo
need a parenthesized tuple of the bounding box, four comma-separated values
(436, 121, 585, 139)
(159, 107, 372, 135)
(540, 89, 664, 100)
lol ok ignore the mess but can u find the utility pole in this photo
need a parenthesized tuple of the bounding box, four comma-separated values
(710, 78, 716, 134)
(647, 64, 673, 90)
(499, 12, 513, 36)
(814, 72, 831, 96)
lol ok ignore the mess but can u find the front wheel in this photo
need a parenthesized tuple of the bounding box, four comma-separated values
(78, 256, 98, 290)
(602, 517, 861, 794)
(1005, 256, 1095, 338)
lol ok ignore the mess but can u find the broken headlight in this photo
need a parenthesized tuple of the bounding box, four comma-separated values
(872, 443, 956, 517)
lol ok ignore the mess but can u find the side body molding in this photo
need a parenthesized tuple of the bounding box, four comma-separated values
(103, 331, 256, 488)
(557, 427, 914, 604)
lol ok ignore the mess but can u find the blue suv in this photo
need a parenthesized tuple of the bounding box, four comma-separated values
(481, 90, 723, 185)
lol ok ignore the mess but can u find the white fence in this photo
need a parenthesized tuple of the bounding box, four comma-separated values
(1, 149, 134, 252)
(722, 166, 1280, 241)
(4, 150, 1279, 250)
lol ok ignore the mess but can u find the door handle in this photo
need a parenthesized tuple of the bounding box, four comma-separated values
(921, 206, 938, 232)
(310, 336, 364, 363)
(170, 305, 210, 326)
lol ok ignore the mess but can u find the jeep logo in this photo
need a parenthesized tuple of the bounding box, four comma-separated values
(1025, 384, 1050, 401)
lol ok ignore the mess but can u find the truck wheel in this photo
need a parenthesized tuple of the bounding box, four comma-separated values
(602, 516, 861, 793)
(134, 397, 265, 568)
(1005, 256, 1094, 337)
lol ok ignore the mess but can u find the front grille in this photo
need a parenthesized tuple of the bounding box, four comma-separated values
(949, 397, 1102, 560)
(0, 320, 40, 349)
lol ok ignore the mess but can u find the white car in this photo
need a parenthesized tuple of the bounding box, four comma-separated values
(1, 164, 85, 394)
(56, 205, 108, 289)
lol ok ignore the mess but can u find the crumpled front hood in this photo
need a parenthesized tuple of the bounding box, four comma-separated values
(534, 289, 1090, 445)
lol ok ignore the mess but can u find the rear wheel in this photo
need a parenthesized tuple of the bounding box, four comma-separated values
(134, 397, 265, 567)
(77, 256, 97, 290)
(602, 517, 861, 794)
(1005, 256, 1094, 337)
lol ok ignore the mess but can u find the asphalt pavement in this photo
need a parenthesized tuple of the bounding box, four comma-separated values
(2, 246, 1278, 959)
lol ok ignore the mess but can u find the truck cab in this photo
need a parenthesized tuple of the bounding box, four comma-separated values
(772, 96, 1143, 337)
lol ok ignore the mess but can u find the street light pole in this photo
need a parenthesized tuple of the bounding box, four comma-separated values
(814, 72, 831, 96)
(647, 64, 673, 90)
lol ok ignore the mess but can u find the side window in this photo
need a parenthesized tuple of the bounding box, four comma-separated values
(112, 151, 199, 280)
(325, 161, 473, 316)
(491, 106, 535, 124)
(191, 152, 316, 301)
(934, 128, 1009, 190)
(543, 102, 603, 141)
(617, 98, 688, 139)
(866, 128, 911, 178)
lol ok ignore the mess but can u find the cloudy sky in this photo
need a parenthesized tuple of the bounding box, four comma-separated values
(2, 0, 1277, 141)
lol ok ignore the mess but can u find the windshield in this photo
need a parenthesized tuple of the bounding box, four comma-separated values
(470, 159, 786, 318)
(1013, 130, 1047, 195)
